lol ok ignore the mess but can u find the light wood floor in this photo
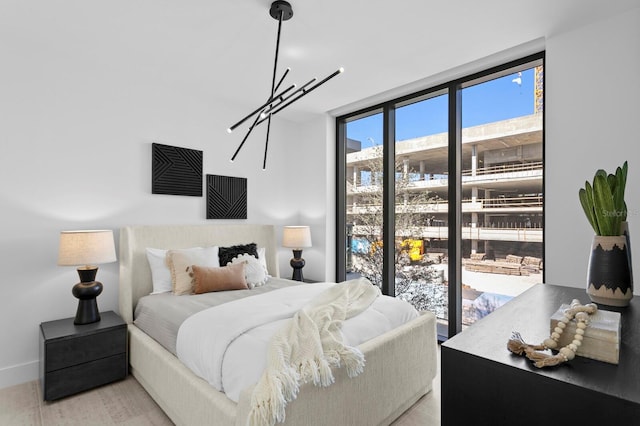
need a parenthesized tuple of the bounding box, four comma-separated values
(0, 347, 440, 425)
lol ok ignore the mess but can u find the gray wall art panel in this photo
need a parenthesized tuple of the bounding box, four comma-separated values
(207, 174, 247, 219)
(152, 143, 203, 196)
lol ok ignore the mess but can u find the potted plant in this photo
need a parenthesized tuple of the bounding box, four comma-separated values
(578, 161, 632, 306)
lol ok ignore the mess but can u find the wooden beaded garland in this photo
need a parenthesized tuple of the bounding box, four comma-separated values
(507, 299, 598, 368)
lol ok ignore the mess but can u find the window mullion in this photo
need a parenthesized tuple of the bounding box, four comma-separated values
(335, 119, 347, 282)
(447, 84, 462, 338)
(382, 104, 396, 296)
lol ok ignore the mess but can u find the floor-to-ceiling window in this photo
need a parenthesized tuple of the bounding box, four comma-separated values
(336, 53, 544, 339)
(394, 92, 449, 324)
(459, 64, 544, 326)
(343, 111, 384, 286)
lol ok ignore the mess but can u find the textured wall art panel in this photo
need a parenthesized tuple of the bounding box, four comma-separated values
(152, 143, 203, 196)
(206, 174, 247, 219)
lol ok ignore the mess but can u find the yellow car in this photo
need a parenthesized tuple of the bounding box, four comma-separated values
(401, 239, 424, 262)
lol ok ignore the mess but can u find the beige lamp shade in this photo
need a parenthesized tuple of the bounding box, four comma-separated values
(57, 230, 117, 267)
(282, 226, 312, 249)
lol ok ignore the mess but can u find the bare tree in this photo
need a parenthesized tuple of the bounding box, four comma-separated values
(348, 145, 447, 313)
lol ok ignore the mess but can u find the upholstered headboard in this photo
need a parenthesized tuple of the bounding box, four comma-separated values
(118, 224, 280, 324)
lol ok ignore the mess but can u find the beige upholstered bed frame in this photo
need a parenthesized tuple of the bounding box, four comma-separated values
(119, 224, 437, 426)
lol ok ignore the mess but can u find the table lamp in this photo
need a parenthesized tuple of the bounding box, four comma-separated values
(282, 226, 312, 281)
(57, 230, 117, 325)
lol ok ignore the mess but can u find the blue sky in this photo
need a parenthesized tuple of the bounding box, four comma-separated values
(347, 68, 536, 148)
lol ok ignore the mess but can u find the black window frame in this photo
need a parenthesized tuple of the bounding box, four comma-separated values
(336, 51, 545, 339)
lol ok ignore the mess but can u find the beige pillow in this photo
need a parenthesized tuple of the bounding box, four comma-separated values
(165, 247, 220, 295)
(167, 251, 197, 295)
(146, 246, 219, 294)
(192, 263, 248, 294)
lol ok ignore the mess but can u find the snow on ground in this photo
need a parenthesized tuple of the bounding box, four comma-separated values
(432, 264, 542, 297)
(462, 269, 541, 297)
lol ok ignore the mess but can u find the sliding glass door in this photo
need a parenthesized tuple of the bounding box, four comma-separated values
(336, 53, 544, 339)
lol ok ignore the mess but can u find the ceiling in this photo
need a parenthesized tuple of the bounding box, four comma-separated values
(4, 1, 639, 121)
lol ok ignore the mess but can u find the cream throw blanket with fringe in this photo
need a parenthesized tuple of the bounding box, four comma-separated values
(248, 277, 381, 426)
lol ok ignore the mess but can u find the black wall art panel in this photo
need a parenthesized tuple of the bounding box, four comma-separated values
(207, 174, 247, 219)
(152, 143, 203, 196)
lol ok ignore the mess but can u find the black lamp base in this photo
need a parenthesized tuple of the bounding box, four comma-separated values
(72, 267, 103, 325)
(290, 249, 306, 282)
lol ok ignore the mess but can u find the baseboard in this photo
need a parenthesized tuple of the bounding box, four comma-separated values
(0, 360, 39, 390)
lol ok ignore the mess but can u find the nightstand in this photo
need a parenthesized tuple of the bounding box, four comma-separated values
(39, 311, 127, 401)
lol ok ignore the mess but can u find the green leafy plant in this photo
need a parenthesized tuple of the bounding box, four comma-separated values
(578, 161, 628, 236)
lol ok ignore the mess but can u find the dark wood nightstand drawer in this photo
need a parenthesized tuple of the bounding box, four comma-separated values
(44, 327, 126, 372)
(40, 311, 128, 401)
(44, 353, 127, 401)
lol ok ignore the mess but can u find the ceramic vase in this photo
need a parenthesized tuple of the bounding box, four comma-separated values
(586, 227, 633, 307)
(622, 221, 633, 291)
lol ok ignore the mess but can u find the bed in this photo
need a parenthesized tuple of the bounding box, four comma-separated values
(118, 223, 437, 426)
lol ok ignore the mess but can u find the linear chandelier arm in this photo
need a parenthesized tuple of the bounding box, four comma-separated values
(257, 68, 343, 125)
(227, 83, 296, 133)
(263, 116, 273, 170)
(230, 62, 292, 161)
(271, 68, 342, 114)
(230, 110, 265, 162)
(259, 77, 317, 118)
(274, 67, 290, 93)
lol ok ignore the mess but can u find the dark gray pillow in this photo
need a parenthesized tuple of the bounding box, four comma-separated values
(218, 243, 259, 266)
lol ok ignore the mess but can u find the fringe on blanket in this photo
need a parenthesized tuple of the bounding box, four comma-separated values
(248, 278, 380, 426)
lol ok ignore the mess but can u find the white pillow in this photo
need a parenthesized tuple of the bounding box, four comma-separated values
(257, 247, 270, 276)
(230, 253, 268, 288)
(146, 246, 219, 294)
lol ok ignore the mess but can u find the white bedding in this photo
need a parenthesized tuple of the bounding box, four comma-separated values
(176, 282, 419, 403)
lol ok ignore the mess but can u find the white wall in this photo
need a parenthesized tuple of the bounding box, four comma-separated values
(284, 114, 336, 282)
(545, 8, 640, 288)
(0, 26, 315, 388)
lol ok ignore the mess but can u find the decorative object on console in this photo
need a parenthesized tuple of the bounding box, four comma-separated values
(152, 143, 203, 196)
(207, 174, 247, 219)
(507, 299, 598, 368)
(227, 0, 343, 169)
(57, 230, 117, 325)
(578, 161, 632, 306)
(282, 225, 312, 281)
(587, 235, 632, 306)
(550, 303, 621, 364)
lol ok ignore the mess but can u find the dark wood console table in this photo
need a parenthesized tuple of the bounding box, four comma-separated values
(441, 284, 639, 425)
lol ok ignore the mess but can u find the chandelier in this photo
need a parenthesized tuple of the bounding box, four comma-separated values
(227, 1, 343, 169)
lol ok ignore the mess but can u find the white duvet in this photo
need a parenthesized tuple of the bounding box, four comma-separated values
(176, 282, 419, 403)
